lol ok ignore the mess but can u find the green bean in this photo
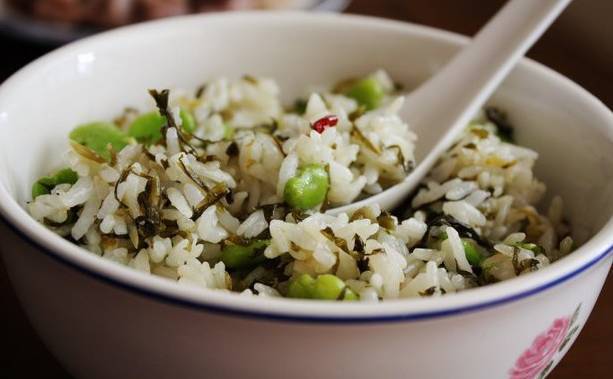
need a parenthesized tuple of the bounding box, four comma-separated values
(345, 77, 384, 110)
(221, 239, 270, 269)
(283, 164, 329, 210)
(31, 168, 79, 199)
(70, 122, 130, 161)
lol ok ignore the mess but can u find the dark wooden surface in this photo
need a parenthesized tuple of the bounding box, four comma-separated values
(0, 0, 610, 377)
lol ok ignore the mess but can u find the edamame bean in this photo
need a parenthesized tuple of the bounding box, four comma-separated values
(462, 239, 483, 266)
(287, 273, 316, 299)
(179, 109, 197, 133)
(345, 77, 384, 110)
(128, 112, 165, 144)
(312, 274, 358, 300)
(128, 109, 197, 144)
(316, 274, 358, 301)
(31, 182, 50, 199)
(342, 288, 359, 301)
(70, 122, 130, 161)
(221, 239, 270, 269)
(283, 164, 329, 210)
(32, 168, 79, 199)
(53, 168, 79, 185)
(287, 273, 358, 301)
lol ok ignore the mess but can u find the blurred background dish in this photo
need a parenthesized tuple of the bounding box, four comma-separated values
(0, 0, 351, 44)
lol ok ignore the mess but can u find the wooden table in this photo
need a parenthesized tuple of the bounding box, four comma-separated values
(0, 1, 610, 377)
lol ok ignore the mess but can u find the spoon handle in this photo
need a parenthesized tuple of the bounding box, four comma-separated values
(405, 0, 572, 161)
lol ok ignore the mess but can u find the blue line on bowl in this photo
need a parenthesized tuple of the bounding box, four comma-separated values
(1, 214, 611, 324)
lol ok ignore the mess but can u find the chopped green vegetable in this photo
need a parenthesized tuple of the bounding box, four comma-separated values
(462, 239, 483, 266)
(221, 239, 270, 269)
(31, 168, 79, 199)
(223, 124, 235, 140)
(283, 164, 329, 210)
(293, 98, 307, 115)
(427, 214, 493, 249)
(345, 77, 384, 110)
(70, 122, 130, 161)
(287, 273, 358, 301)
(485, 106, 514, 142)
(348, 105, 366, 121)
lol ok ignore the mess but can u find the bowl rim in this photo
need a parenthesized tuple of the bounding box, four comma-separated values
(0, 11, 611, 323)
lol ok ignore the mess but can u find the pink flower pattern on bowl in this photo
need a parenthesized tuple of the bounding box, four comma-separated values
(509, 304, 581, 379)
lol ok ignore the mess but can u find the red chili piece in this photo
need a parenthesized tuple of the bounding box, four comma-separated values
(312, 115, 339, 133)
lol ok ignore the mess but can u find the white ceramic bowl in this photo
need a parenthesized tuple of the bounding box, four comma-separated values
(0, 12, 611, 379)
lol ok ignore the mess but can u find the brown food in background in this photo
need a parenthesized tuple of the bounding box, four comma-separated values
(6, 0, 266, 27)
(31, 0, 93, 24)
(133, 0, 189, 23)
(93, 0, 136, 26)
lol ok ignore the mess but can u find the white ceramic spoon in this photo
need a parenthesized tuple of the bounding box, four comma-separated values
(329, 0, 572, 215)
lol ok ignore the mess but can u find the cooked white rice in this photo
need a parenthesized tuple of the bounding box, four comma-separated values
(28, 71, 574, 301)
